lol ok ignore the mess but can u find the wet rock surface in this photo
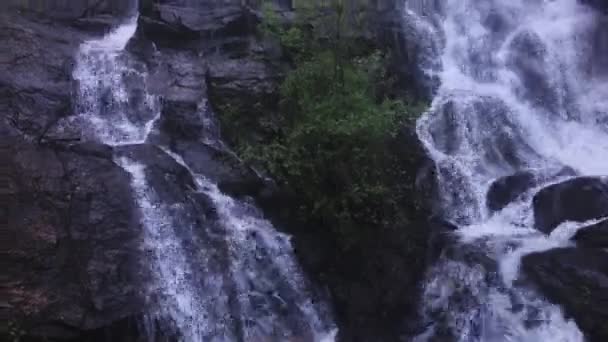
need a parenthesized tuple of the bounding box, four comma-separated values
(572, 219, 608, 248)
(533, 177, 608, 234)
(3, 0, 436, 340)
(487, 167, 575, 212)
(3, 0, 134, 21)
(2, 137, 144, 340)
(0, 12, 82, 140)
(523, 248, 608, 342)
(487, 171, 537, 212)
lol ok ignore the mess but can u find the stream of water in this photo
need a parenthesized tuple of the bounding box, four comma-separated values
(407, 0, 608, 341)
(68, 14, 336, 342)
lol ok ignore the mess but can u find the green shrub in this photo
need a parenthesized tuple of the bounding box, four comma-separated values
(227, 0, 425, 247)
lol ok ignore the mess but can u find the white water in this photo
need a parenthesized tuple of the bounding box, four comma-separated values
(163, 150, 336, 342)
(71, 17, 160, 145)
(69, 16, 335, 342)
(406, 0, 608, 341)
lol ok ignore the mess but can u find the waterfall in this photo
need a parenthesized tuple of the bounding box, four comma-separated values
(67, 14, 336, 342)
(406, 0, 608, 341)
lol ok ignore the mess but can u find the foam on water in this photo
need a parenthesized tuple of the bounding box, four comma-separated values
(71, 17, 160, 146)
(163, 150, 337, 342)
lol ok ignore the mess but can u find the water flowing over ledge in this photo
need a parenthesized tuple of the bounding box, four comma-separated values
(407, 0, 608, 341)
(66, 13, 337, 342)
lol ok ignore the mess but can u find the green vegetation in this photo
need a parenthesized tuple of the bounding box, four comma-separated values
(220, 0, 425, 248)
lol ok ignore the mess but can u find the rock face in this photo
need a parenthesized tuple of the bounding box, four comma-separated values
(533, 177, 608, 234)
(135, 1, 436, 340)
(0, 11, 82, 140)
(487, 171, 537, 212)
(3, 0, 135, 22)
(527, 179, 608, 341)
(375, 0, 434, 99)
(2, 137, 144, 339)
(133, 0, 284, 199)
(0, 4, 153, 340)
(4, 0, 436, 340)
(135, 0, 288, 148)
(487, 167, 575, 212)
(522, 248, 608, 342)
(573, 219, 608, 248)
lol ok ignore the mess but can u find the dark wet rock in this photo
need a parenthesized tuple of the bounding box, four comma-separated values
(0, 12, 84, 140)
(572, 219, 608, 248)
(522, 248, 608, 342)
(487, 167, 576, 212)
(207, 57, 282, 118)
(581, 0, 608, 14)
(171, 141, 266, 199)
(115, 143, 196, 203)
(533, 177, 608, 234)
(375, 0, 434, 99)
(159, 100, 206, 141)
(2, 137, 144, 340)
(3, 0, 135, 23)
(205, 56, 285, 147)
(133, 0, 288, 148)
(487, 171, 537, 212)
(4, 0, 436, 340)
(138, 0, 258, 43)
(58, 141, 115, 160)
(153, 50, 208, 103)
(588, 15, 608, 78)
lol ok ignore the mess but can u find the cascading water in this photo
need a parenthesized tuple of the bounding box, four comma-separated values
(67, 13, 335, 342)
(406, 0, 608, 341)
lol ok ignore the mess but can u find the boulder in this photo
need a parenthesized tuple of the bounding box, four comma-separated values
(487, 167, 576, 212)
(2, 137, 144, 340)
(572, 219, 608, 248)
(133, 0, 288, 148)
(533, 177, 608, 234)
(487, 171, 536, 212)
(522, 248, 608, 342)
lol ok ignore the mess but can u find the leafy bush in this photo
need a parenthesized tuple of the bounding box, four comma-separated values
(227, 0, 425, 247)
